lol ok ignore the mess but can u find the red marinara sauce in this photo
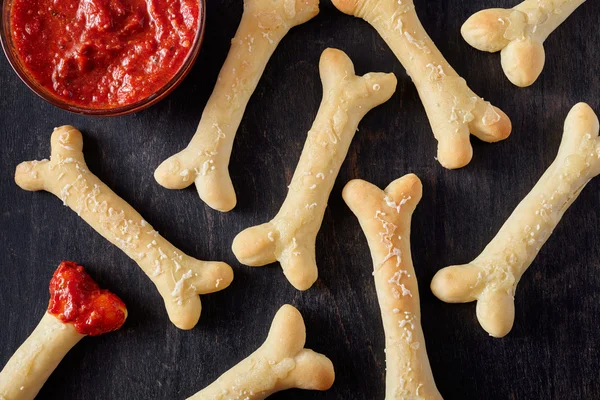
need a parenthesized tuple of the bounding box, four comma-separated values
(47, 261, 127, 336)
(10, 0, 199, 108)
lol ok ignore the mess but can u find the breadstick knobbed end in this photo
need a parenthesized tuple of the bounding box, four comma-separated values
(556, 103, 600, 161)
(342, 179, 382, 214)
(319, 49, 396, 109)
(192, 261, 235, 293)
(283, 251, 318, 291)
(268, 308, 335, 390)
(232, 222, 278, 266)
(470, 105, 512, 143)
(476, 289, 515, 338)
(384, 173, 423, 208)
(436, 127, 473, 169)
(165, 294, 202, 330)
(15, 161, 47, 191)
(195, 172, 237, 212)
(155, 150, 237, 211)
(461, 8, 512, 52)
(50, 126, 84, 159)
(265, 305, 307, 358)
(362, 71, 398, 105)
(290, 0, 320, 25)
(430, 264, 480, 303)
(319, 48, 356, 88)
(564, 102, 600, 138)
(162, 261, 233, 330)
(500, 38, 545, 87)
(330, 0, 360, 16)
(342, 174, 421, 225)
(154, 152, 197, 190)
(281, 349, 335, 391)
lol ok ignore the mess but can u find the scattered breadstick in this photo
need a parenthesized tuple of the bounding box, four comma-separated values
(331, 0, 512, 169)
(0, 261, 127, 400)
(343, 174, 442, 399)
(232, 48, 397, 290)
(187, 304, 334, 399)
(461, 0, 585, 87)
(154, 0, 320, 212)
(431, 103, 600, 337)
(14, 126, 233, 330)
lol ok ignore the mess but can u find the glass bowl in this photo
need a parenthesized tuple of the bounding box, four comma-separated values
(0, 0, 206, 116)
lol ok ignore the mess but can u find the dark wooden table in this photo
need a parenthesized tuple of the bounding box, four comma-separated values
(1, 0, 599, 398)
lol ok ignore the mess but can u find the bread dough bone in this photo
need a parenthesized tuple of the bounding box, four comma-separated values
(343, 174, 443, 400)
(154, 0, 319, 212)
(14, 127, 234, 330)
(187, 304, 335, 399)
(431, 103, 600, 337)
(232, 48, 397, 290)
(461, 0, 585, 87)
(0, 262, 126, 400)
(331, 0, 512, 169)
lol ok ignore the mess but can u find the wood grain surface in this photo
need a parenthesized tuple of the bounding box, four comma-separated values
(1, 0, 599, 399)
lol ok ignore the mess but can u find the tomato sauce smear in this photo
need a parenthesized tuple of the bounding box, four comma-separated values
(10, 0, 199, 108)
(47, 261, 127, 336)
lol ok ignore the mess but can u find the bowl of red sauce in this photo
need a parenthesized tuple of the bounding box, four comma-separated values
(1, 0, 205, 115)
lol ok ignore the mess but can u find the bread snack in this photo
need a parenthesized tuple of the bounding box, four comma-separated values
(0, 262, 127, 400)
(154, 0, 320, 212)
(431, 103, 600, 337)
(232, 48, 396, 290)
(343, 174, 442, 399)
(187, 304, 335, 399)
(331, 0, 512, 169)
(14, 126, 233, 330)
(461, 0, 585, 87)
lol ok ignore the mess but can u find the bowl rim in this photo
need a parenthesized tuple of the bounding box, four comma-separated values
(0, 0, 206, 117)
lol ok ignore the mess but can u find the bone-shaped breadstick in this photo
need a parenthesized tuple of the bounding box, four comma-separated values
(14, 126, 233, 330)
(0, 262, 127, 400)
(461, 0, 585, 87)
(331, 0, 512, 169)
(187, 304, 334, 399)
(343, 174, 442, 400)
(154, 0, 320, 212)
(431, 103, 600, 337)
(232, 48, 397, 290)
